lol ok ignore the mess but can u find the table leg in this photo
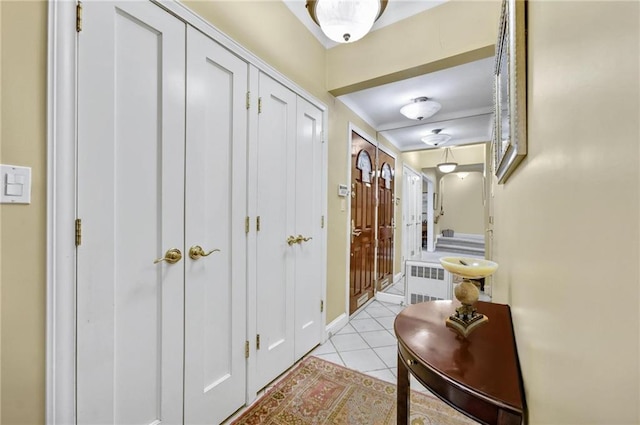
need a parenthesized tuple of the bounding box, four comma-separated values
(397, 351, 410, 425)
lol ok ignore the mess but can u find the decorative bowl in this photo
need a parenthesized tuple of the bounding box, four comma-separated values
(439, 256, 499, 338)
(439, 257, 498, 279)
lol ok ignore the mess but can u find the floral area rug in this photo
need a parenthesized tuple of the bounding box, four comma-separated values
(231, 356, 479, 425)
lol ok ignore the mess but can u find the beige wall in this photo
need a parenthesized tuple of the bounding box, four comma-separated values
(1, 1, 48, 424)
(438, 172, 484, 235)
(491, 1, 639, 423)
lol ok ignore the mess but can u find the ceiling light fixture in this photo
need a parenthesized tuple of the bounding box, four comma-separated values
(306, 0, 388, 44)
(421, 129, 452, 147)
(399, 96, 441, 120)
(437, 147, 458, 173)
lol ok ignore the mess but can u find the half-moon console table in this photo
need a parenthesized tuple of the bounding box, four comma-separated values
(395, 300, 526, 425)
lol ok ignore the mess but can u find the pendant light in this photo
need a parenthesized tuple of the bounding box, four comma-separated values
(437, 147, 458, 173)
(421, 129, 451, 146)
(306, 0, 388, 43)
(400, 96, 441, 121)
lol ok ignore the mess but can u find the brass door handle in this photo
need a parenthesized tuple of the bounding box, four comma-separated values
(189, 245, 220, 260)
(352, 229, 362, 237)
(287, 236, 298, 246)
(153, 248, 182, 264)
(297, 234, 312, 243)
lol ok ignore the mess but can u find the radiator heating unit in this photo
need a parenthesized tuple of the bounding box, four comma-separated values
(405, 260, 453, 305)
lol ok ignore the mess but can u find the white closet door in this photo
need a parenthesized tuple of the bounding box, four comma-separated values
(293, 98, 323, 360)
(184, 26, 248, 425)
(76, 2, 185, 424)
(255, 73, 297, 389)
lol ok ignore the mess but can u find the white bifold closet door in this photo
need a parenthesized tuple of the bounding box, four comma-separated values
(77, 2, 248, 424)
(76, 3, 186, 423)
(184, 26, 248, 425)
(255, 73, 323, 389)
(293, 97, 324, 360)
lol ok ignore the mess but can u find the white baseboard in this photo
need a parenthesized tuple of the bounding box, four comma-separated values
(393, 272, 403, 283)
(324, 313, 348, 340)
(376, 291, 405, 305)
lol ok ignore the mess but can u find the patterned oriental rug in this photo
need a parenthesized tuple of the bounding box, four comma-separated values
(232, 356, 479, 425)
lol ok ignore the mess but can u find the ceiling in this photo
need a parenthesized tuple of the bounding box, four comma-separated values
(282, 0, 495, 153)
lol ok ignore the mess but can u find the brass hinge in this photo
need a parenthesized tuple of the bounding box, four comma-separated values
(75, 219, 82, 246)
(246, 91, 250, 110)
(256, 334, 261, 350)
(245, 216, 250, 234)
(76, 2, 83, 32)
(320, 300, 324, 313)
(321, 215, 324, 229)
(258, 97, 262, 114)
(256, 216, 261, 232)
(245, 341, 250, 359)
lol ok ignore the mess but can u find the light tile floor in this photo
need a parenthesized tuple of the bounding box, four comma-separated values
(307, 299, 433, 395)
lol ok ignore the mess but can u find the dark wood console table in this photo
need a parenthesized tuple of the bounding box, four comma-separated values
(394, 301, 526, 425)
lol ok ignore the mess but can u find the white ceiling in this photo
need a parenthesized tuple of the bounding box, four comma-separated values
(283, 0, 495, 153)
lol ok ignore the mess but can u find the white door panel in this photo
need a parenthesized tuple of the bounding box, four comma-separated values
(184, 26, 248, 425)
(255, 73, 296, 389)
(77, 2, 185, 424)
(294, 98, 323, 360)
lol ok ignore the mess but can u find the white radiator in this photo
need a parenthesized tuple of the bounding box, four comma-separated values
(405, 260, 453, 304)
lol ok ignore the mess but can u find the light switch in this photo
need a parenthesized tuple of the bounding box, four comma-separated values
(1, 164, 31, 204)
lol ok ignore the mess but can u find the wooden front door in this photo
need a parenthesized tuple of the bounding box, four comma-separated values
(377, 151, 395, 291)
(350, 132, 376, 314)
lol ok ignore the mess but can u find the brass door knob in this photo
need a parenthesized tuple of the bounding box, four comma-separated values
(153, 248, 182, 264)
(189, 245, 220, 260)
(297, 234, 313, 243)
(287, 235, 298, 246)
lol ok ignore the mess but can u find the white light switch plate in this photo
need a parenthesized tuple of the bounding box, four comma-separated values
(1, 164, 32, 204)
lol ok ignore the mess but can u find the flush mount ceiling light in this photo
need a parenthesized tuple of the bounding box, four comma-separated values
(306, 0, 388, 43)
(399, 96, 442, 120)
(421, 129, 452, 147)
(437, 147, 458, 173)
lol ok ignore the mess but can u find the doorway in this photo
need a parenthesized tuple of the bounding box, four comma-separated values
(349, 131, 377, 314)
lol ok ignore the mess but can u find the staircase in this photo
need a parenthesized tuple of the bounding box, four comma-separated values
(435, 233, 485, 256)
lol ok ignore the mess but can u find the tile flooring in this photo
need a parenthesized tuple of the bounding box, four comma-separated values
(307, 299, 433, 395)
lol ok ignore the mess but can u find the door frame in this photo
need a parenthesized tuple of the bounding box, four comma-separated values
(345, 124, 377, 316)
(47, 2, 328, 423)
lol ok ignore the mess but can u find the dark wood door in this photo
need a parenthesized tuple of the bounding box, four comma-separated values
(377, 150, 395, 291)
(350, 131, 376, 314)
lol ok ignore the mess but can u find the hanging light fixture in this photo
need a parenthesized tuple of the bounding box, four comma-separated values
(400, 96, 441, 120)
(421, 129, 452, 146)
(437, 147, 458, 173)
(306, 0, 388, 43)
